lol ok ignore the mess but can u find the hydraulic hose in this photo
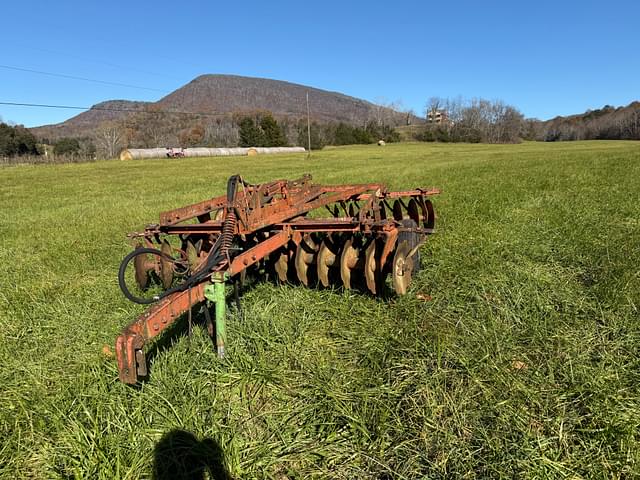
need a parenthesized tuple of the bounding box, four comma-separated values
(118, 175, 244, 304)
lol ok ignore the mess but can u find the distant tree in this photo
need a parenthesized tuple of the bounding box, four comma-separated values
(260, 114, 288, 147)
(81, 140, 97, 159)
(416, 96, 524, 144)
(521, 118, 542, 141)
(53, 137, 81, 156)
(296, 121, 324, 150)
(333, 123, 356, 145)
(0, 123, 39, 156)
(424, 97, 444, 120)
(238, 117, 265, 147)
(365, 121, 401, 143)
(204, 117, 239, 147)
(137, 106, 171, 147)
(415, 128, 436, 142)
(95, 121, 124, 158)
(353, 126, 373, 144)
(179, 124, 205, 147)
(330, 122, 376, 145)
(405, 108, 416, 125)
(537, 101, 640, 142)
(370, 98, 406, 127)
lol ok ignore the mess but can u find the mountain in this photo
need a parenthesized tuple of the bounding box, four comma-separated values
(157, 75, 388, 122)
(32, 75, 411, 139)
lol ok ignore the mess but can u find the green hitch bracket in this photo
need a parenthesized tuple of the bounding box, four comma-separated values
(204, 272, 228, 358)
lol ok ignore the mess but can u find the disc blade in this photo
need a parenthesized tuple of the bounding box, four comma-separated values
(317, 238, 337, 287)
(340, 237, 359, 290)
(133, 248, 150, 289)
(348, 202, 356, 217)
(392, 200, 404, 221)
(392, 240, 414, 295)
(378, 201, 387, 220)
(159, 240, 174, 289)
(424, 199, 435, 229)
(274, 250, 289, 283)
(407, 198, 421, 227)
(364, 240, 378, 294)
(295, 235, 317, 286)
(186, 241, 199, 270)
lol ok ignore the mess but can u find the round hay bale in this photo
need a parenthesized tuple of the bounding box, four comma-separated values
(378, 140, 386, 146)
(247, 148, 258, 156)
(119, 149, 133, 160)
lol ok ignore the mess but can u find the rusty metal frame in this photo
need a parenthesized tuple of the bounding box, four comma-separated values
(116, 174, 440, 384)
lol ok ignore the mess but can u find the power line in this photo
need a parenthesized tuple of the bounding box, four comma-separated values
(22, 46, 184, 81)
(0, 64, 166, 92)
(0, 101, 231, 118)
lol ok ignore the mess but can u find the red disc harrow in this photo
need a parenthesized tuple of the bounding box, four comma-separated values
(115, 174, 440, 383)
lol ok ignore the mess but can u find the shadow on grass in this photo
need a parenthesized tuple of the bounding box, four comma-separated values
(153, 429, 231, 480)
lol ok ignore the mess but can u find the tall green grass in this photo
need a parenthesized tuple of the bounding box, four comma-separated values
(1, 141, 639, 478)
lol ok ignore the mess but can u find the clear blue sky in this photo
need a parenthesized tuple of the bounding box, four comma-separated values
(1, 0, 638, 127)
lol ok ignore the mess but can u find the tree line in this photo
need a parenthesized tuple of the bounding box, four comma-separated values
(0, 123, 39, 157)
(532, 102, 640, 141)
(236, 113, 402, 150)
(5, 98, 639, 163)
(415, 99, 640, 143)
(413, 97, 525, 144)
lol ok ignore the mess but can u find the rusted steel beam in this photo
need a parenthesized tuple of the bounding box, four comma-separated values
(241, 187, 364, 232)
(228, 229, 290, 275)
(138, 212, 437, 237)
(319, 183, 385, 193)
(115, 283, 206, 383)
(160, 196, 226, 226)
(159, 223, 224, 235)
(159, 175, 313, 226)
(386, 188, 441, 197)
(356, 188, 441, 200)
(158, 188, 440, 233)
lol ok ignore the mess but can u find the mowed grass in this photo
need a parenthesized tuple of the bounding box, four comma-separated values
(1, 141, 639, 479)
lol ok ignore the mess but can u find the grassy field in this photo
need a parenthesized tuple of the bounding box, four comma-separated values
(1, 141, 639, 479)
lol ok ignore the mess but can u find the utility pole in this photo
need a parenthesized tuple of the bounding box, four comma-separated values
(306, 92, 312, 156)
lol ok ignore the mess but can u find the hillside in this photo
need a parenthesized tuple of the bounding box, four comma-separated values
(33, 100, 149, 139)
(32, 75, 411, 139)
(535, 101, 640, 141)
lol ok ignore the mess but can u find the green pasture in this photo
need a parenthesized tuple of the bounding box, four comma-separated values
(1, 141, 639, 478)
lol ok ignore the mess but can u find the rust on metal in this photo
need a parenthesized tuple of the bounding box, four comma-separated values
(115, 174, 439, 384)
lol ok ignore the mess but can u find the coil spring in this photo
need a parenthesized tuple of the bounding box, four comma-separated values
(220, 209, 237, 258)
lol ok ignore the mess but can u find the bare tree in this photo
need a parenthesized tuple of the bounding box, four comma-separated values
(369, 98, 406, 127)
(136, 106, 171, 147)
(95, 121, 124, 159)
(204, 118, 240, 147)
(419, 96, 525, 143)
(424, 97, 444, 120)
(404, 108, 416, 125)
(536, 102, 640, 141)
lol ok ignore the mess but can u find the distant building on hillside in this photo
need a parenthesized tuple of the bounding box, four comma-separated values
(427, 110, 448, 124)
